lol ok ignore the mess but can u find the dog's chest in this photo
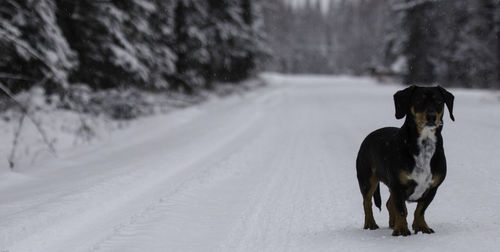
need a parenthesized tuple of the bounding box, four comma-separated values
(408, 127, 437, 201)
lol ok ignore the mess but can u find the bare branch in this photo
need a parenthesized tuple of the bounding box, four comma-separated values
(0, 73, 36, 82)
(0, 82, 57, 165)
(8, 113, 25, 169)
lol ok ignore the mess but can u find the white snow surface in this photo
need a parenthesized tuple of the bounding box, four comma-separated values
(1, 74, 500, 251)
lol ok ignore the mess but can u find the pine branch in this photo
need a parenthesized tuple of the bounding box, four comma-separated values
(0, 73, 36, 82)
(0, 28, 62, 86)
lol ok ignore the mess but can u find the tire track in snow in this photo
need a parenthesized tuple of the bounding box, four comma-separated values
(90, 89, 291, 252)
(217, 86, 335, 251)
(1, 86, 283, 252)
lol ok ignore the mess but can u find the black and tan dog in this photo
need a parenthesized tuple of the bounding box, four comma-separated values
(356, 85, 454, 236)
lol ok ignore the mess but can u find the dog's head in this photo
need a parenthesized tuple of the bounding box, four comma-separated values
(394, 86, 454, 130)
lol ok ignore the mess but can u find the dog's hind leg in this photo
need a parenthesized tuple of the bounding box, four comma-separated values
(364, 175, 380, 230)
(356, 152, 380, 230)
(413, 188, 437, 234)
(357, 166, 380, 230)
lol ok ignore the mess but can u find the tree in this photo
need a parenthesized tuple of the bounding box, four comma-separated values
(56, 0, 170, 90)
(230, 0, 268, 81)
(172, 0, 209, 93)
(0, 0, 76, 93)
(223, 0, 269, 82)
(399, 0, 439, 84)
(149, 0, 177, 89)
(433, 0, 498, 87)
(205, 0, 251, 84)
(493, 0, 500, 87)
(1, 0, 268, 96)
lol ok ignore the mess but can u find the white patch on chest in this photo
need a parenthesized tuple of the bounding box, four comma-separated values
(408, 126, 437, 201)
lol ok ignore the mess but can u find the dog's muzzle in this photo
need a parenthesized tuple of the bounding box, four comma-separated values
(426, 113, 437, 126)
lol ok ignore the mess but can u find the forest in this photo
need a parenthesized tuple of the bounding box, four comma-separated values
(264, 0, 500, 88)
(1, 0, 499, 103)
(0, 0, 268, 97)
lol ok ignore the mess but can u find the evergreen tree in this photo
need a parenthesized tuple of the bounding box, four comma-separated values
(431, 0, 498, 87)
(401, 0, 439, 84)
(231, 0, 268, 81)
(385, 0, 499, 87)
(172, 0, 209, 93)
(149, 0, 177, 89)
(205, 0, 251, 84)
(492, 0, 500, 87)
(0, 0, 76, 93)
(227, 0, 269, 81)
(56, 0, 168, 90)
(112, 0, 176, 90)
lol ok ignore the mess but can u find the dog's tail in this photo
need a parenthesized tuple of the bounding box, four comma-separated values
(374, 183, 381, 211)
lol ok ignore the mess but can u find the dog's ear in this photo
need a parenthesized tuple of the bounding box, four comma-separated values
(438, 86, 455, 121)
(393, 85, 416, 119)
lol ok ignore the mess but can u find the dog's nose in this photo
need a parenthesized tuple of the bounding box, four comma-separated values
(426, 113, 437, 123)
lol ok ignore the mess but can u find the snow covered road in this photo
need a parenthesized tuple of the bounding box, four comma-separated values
(1, 74, 500, 251)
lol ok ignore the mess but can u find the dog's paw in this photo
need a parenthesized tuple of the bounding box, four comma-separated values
(363, 221, 379, 230)
(392, 226, 411, 236)
(412, 218, 435, 234)
(413, 224, 435, 234)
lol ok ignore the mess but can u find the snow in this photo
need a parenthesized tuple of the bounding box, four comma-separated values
(1, 73, 500, 251)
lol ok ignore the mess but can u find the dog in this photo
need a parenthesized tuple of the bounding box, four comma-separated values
(356, 85, 454, 236)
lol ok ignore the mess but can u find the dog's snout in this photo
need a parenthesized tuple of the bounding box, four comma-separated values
(426, 113, 437, 123)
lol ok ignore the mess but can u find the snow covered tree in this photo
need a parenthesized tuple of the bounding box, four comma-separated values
(112, 0, 177, 90)
(149, 0, 177, 89)
(436, 0, 498, 87)
(1, 0, 268, 97)
(56, 0, 175, 90)
(230, 0, 269, 81)
(172, 0, 209, 93)
(385, 0, 500, 87)
(0, 0, 76, 93)
(396, 0, 440, 85)
(205, 0, 250, 85)
(57, 1, 130, 89)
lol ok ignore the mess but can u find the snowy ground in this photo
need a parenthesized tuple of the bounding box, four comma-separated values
(1, 74, 500, 251)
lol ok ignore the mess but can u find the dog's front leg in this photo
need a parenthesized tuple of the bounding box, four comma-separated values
(390, 191, 411, 236)
(413, 188, 437, 234)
